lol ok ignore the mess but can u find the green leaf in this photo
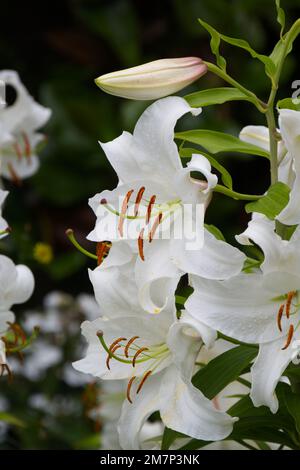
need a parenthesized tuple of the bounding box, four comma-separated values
(277, 97, 300, 112)
(179, 147, 232, 189)
(176, 130, 269, 158)
(185, 87, 251, 107)
(284, 386, 300, 436)
(275, 0, 285, 37)
(198, 19, 226, 70)
(192, 345, 257, 400)
(245, 182, 290, 220)
(0, 412, 25, 428)
(204, 224, 226, 241)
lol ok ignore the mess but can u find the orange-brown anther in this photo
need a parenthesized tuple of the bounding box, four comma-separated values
(134, 187, 145, 217)
(149, 212, 162, 242)
(124, 336, 140, 358)
(286, 291, 296, 319)
(138, 228, 145, 261)
(0, 364, 13, 383)
(13, 142, 22, 160)
(277, 304, 285, 332)
(7, 322, 26, 346)
(118, 189, 134, 237)
(106, 344, 122, 370)
(108, 337, 127, 353)
(132, 347, 149, 367)
(146, 195, 156, 224)
(282, 324, 294, 350)
(7, 163, 21, 186)
(22, 132, 31, 159)
(127, 376, 136, 404)
(137, 371, 152, 394)
(96, 242, 109, 266)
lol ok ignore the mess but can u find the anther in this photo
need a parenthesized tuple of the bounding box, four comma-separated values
(134, 187, 145, 217)
(277, 304, 284, 332)
(138, 228, 145, 261)
(13, 142, 22, 160)
(282, 324, 294, 350)
(7, 163, 21, 186)
(0, 364, 13, 383)
(146, 195, 156, 224)
(118, 189, 134, 237)
(106, 344, 122, 370)
(124, 336, 140, 358)
(149, 212, 162, 242)
(22, 132, 31, 159)
(127, 376, 136, 404)
(108, 337, 127, 352)
(137, 371, 152, 394)
(132, 347, 149, 367)
(96, 242, 110, 266)
(286, 291, 296, 319)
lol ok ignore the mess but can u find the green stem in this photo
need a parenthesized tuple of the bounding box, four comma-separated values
(204, 61, 267, 112)
(214, 184, 262, 201)
(266, 109, 278, 185)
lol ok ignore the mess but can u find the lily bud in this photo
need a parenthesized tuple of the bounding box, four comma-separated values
(95, 57, 207, 100)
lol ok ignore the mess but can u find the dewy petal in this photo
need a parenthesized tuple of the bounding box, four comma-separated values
(118, 372, 163, 450)
(135, 240, 181, 314)
(159, 365, 236, 441)
(186, 272, 293, 344)
(170, 229, 245, 280)
(250, 338, 292, 413)
(277, 109, 300, 225)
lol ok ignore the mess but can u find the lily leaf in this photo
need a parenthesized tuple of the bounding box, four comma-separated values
(277, 97, 300, 112)
(198, 19, 226, 70)
(185, 87, 252, 107)
(176, 130, 269, 158)
(0, 412, 25, 428)
(245, 182, 290, 220)
(275, 0, 285, 37)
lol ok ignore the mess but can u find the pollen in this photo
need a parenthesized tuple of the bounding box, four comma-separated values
(127, 376, 136, 404)
(138, 228, 145, 261)
(286, 291, 296, 319)
(134, 187, 145, 216)
(277, 304, 285, 332)
(146, 195, 156, 224)
(282, 324, 294, 350)
(118, 189, 134, 237)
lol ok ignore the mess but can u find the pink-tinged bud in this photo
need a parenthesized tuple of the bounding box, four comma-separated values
(95, 57, 207, 100)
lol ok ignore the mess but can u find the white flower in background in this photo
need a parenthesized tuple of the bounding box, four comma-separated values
(95, 57, 207, 100)
(88, 96, 245, 313)
(0, 189, 8, 237)
(240, 108, 300, 225)
(73, 261, 235, 450)
(0, 254, 34, 335)
(0, 70, 51, 182)
(186, 215, 300, 413)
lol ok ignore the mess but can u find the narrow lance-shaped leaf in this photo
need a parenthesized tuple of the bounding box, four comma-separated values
(198, 19, 226, 70)
(275, 0, 285, 37)
(185, 87, 253, 107)
(176, 129, 270, 158)
(245, 182, 290, 220)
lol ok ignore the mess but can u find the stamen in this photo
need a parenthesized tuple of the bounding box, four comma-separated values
(282, 324, 294, 350)
(108, 337, 127, 353)
(0, 364, 13, 383)
(124, 336, 140, 358)
(106, 344, 122, 370)
(134, 187, 145, 216)
(66, 229, 98, 261)
(96, 242, 110, 266)
(127, 376, 136, 404)
(277, 304, 284, 332)
(7, 163, 21, 186)
(137, 371, 152, 394)
(22, 132, 31, 160)
(118, 189, 134, 237)
(149, 212, 162, 242)
(138, 228, 145, 261)
(7, 322, 26, 346)
(286, 291, 296, 319)
(146, 195, 156, 224)
(13, 142, 22, 160)
(132, 347, 149, 367)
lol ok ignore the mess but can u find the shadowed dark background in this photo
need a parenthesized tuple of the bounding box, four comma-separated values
(0, 0, 299, 449)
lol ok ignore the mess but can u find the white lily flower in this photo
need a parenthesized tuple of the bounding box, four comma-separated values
(0, 254, 35, 334)
(88, 96, 245, 313)
(73, 261, 235, 449)
(0, 189, 8, 237)
(0, 70, 51, 181)
(239, 108, 300, 225)
(186, 215, 300, 413)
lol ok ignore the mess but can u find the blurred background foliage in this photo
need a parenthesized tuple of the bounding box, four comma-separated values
(0, 0, 299, 449)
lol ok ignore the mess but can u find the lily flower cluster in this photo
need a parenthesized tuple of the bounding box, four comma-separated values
(72, 3, 300, 450)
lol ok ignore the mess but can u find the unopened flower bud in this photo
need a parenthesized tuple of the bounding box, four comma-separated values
(95, 57, 207, 100)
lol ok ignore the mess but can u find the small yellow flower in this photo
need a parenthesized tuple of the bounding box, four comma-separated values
(33, 242, 53, 264)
